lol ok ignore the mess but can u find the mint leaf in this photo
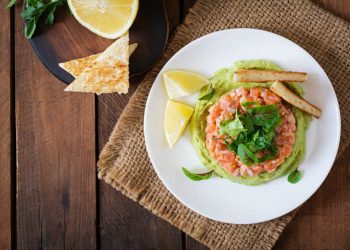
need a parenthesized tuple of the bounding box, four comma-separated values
(288, 170, 302, 184)
(219, 114, 246, 139)
(248, 104, 280, 129)
(17, 0, 66, 39)
(182, 167, 213, 181)
(25, 19, 36, 39)
(237, 144, 263, 166)
(240, 113, 254, 132)
(6, 0, 16, 9)
(45, 4, 57, 25)
(241, 101, 259, 109)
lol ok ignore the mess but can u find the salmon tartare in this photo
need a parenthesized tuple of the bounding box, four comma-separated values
(205, 87, 296, 177)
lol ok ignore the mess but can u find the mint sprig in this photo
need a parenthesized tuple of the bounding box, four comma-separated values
(7, 0, 66, 39)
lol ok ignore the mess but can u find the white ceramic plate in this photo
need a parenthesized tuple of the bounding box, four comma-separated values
(144, 29, 341, 224)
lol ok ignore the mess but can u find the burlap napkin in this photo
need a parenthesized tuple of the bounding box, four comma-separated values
(98, 0, 350, 249)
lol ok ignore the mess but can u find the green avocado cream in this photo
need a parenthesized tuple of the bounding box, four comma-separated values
(190, 60, 311, 185)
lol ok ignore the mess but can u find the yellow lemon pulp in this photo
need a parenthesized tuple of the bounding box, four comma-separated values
(163, 70, 208, 99)
(163, 70, 209, 99)
(164, 100, 194, 148)
(68, 0, 139, 39)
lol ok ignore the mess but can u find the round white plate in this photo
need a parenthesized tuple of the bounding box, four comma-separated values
(144, 28, 341, 224)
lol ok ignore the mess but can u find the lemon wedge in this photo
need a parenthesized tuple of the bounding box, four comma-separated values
(68, 0, 139, 39)
(164, 100, 194, 148)
(163, 70, 209, 99)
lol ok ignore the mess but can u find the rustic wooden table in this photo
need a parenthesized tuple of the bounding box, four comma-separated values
(1, 0, 350, 249)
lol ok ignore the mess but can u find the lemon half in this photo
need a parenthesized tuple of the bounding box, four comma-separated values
(164, 100, 194, 148)
(68, 0, 139, 39)
(163, 70, 208, 99)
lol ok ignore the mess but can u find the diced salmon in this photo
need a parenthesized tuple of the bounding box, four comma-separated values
(205, 87, 296, 177)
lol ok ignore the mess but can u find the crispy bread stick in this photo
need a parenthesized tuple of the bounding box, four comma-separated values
(270, 81, 321, 118)
(234, 69, 307, 82)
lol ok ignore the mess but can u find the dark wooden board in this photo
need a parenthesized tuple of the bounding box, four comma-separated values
(0, 6, 12, 250)
(15, 3, 97, 249)
(28, 0, 169, 84)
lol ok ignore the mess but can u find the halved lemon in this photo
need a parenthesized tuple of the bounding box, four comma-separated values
(163, 70, 209, 99)
(164, 100, 194, 148)
(68, 0, 139, 39)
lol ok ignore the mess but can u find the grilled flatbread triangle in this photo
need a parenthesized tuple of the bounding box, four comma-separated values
(59, 43, 137, 78)
(64, 32, 130, 95)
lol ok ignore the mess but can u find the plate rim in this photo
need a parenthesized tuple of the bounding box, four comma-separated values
(144, 28, 341, 224)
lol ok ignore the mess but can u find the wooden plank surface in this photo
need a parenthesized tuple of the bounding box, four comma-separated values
(0, 5, 12, 250)
(14, 2, 97, 249)
(97, 1, 183, 249)
(97, 82, 182, 250)
(6, 0, 350, 249)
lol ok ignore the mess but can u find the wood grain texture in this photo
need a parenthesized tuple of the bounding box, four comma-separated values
(97, 2, 183, 248)
(8, 0, 350, 249)
(182, 0, 197, 16)
(97, 89, 183, 250)
(0, 5, 12, 250)
(166, 0, 180, 34)
(314, 0, 350, 22)
(14, 3, 97, 249)
(99, 182, 182, 250)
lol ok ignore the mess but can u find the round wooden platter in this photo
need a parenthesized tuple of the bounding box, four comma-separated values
(28, 0, 169, 84)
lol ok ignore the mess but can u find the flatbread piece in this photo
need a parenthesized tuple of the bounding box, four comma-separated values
(59, 43, 137, 78)
(64, 32, 130, 94)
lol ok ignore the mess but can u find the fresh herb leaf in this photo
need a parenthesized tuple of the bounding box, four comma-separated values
(249, 104, 279, 114)
(241, 101, 259, 109)
(237, 144, 255, 166)
(240, 113, 254, 132)
(6, 0, 16, 9)
(219, 102, 284, 166)
(199, 86, 215, 100)
(9, 0, 66, 39)
(182, 167, 213, 181)
(248, 104, 280, 129)
(25, 19, 36, 39)
(288, 169, 302, 184)
(219, 114, 246, 139)
(252, 131, 260, 141)
(224, 139, 238, 153)
(45, 4, 57, 25)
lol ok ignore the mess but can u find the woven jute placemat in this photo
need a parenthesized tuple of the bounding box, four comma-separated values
(98, 0, 350, 249)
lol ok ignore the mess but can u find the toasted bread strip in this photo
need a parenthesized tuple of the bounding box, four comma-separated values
(233, 69, 307, 82)
(270, 81, 321, 118)
(59, 43, 138, 78)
